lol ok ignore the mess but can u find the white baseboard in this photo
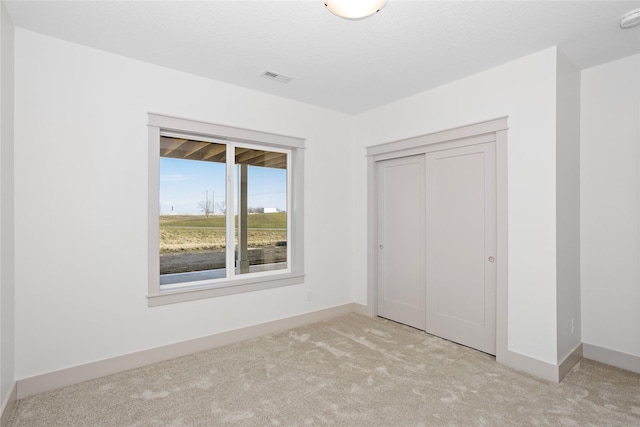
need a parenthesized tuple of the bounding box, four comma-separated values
(501, 350, 560, 382)
(352, 303, 374, 317)
(558, 343, 583, 381)
(17, 303, 368, 399)
(583, 343, 640, 374)
(500, 344, 583, 383)
(0, 383, 16, 427)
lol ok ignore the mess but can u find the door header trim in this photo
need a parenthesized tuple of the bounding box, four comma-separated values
(366, 116, 508, 158)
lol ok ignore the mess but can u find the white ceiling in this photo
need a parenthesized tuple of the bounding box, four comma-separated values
(5, 0, 640, 114)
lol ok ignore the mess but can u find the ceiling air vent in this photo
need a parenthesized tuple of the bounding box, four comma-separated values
(261, 71, 293, 84)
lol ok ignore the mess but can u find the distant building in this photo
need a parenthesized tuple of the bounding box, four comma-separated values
(264, 207, 278, 214)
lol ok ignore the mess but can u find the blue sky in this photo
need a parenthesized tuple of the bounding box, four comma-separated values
(160, 157, 287, 215)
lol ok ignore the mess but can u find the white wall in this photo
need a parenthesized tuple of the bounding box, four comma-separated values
(14, 29, 356, 379)
(11, 22, 639, 385)
(555, 51, 581, 362)
(0, 0, 15, 410)
(581, 54, 640, 358)
(354, 48, 560, 364)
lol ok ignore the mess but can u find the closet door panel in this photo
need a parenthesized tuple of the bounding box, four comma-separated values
(377, 155, 426, 330)
(425, 142, 496, 354)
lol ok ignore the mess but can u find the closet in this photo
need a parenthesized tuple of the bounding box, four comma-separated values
(367, 118, 507, 355)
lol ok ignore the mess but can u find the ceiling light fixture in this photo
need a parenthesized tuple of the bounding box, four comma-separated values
(620, 8, 640, 28)
(324, 0, 387, 20)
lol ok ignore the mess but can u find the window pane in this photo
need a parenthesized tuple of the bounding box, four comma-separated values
(159, 136, 226, 285)
(234, 147, 287, 275)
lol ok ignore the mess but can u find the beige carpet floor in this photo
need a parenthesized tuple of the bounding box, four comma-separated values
(9, 314, 640, 426)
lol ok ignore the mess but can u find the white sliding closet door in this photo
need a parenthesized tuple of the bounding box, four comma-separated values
(425, 142, 496, 354)
(377, 155, 426, 330)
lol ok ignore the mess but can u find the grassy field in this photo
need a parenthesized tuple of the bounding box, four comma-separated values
(160, 213, 286, 253)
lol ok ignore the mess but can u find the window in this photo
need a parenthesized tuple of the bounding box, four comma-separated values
(148, 114, 305, 306)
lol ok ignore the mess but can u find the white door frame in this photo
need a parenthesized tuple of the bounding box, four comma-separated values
(366, 117, 508, 364)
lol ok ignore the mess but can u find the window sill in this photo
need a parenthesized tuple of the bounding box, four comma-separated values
(147, 273, 305, 307)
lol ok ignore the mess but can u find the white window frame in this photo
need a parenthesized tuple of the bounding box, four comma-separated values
(147, 113, 305, 306)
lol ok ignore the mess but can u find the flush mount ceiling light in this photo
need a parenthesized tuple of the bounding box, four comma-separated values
(324, 0, 387, 20)
(620, 8, 640, 28)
